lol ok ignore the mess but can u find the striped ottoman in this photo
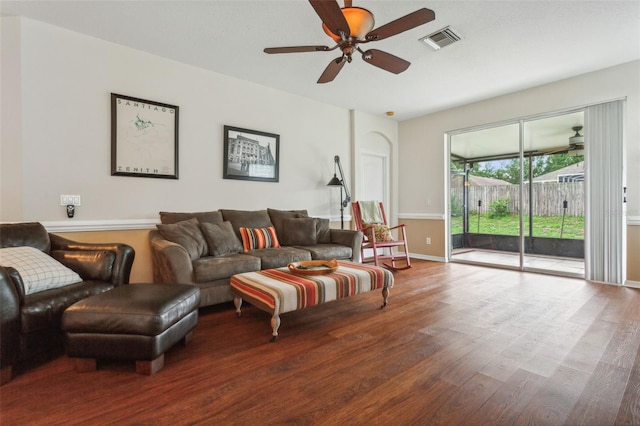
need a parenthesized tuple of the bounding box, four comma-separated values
(230, 261, 394, 341)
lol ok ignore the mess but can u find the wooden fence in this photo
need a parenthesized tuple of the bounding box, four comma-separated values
(451, 182, 584, 217)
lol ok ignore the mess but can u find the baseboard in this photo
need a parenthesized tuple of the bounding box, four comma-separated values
(625, 280, 640, 289)
(409, 253, 446, 262)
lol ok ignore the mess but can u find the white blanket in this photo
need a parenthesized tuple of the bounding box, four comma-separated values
(358, 201, 384, 224)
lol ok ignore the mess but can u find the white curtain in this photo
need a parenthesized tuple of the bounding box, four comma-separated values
(585, 100, 625, 284)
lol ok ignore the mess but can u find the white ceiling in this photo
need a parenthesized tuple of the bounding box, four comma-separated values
(2, 0, 639, 122)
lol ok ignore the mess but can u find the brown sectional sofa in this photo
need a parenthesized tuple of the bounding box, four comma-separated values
(149, 208, 363, 307)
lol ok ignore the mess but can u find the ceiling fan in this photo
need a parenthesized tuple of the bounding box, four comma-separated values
(263, 0, 436, 83)
(539, 126, 585, 156)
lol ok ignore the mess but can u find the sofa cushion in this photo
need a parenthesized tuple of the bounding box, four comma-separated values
(315, 218, 332, 244)
(221, 209, 273, 237)
(281, 217, 317, 246)
(0, 246, 82, 295)
(200, 221, 243, 257)
(159, 210, 223, 225)
(246, 247, 311, 269)
(267, 208, 308, 240)
(239, 227, 280, 252)
(51, 250, 116, 282)
(193, 254, 261, 282)
(157, 218, 208, 261)
(298, 244, 352, 261)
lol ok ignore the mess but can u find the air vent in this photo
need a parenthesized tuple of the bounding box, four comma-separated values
(419, 26, 462, 50)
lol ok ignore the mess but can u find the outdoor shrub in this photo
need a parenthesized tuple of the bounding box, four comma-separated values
(489, 197, 511, 218)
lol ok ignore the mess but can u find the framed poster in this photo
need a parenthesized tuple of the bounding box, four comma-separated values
(223, 125, 279, 183)
(111, 93, 179, 179)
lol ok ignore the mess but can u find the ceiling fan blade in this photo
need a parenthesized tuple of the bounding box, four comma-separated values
(318, 56, 346, 84)
(361, 49, 410, 74)
(264, 46, 330, 54)
(366, 8, 435, 41)
(309, 0, 350, 39)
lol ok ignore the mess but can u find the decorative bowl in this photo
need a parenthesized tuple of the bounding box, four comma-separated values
(288, 259, 339, 276)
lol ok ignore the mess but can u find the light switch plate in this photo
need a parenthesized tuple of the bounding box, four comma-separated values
(60, 195, 81, 206)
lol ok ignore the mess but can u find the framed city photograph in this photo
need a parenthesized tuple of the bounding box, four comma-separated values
(223, 125, 279, 182)
(111, 93, 179, 179)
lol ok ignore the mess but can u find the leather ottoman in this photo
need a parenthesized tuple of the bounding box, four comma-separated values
(61, 283, 200, 375)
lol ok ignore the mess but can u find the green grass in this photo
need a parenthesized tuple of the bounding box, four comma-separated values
(451, 213, 584, 239)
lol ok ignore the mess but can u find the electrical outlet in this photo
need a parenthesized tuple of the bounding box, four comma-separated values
(426, 237, 431, 245)
(60, 195, 81, 206)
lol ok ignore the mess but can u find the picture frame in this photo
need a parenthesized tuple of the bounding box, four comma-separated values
(223, 125, 279, 182)
(111, 93, 179, 179)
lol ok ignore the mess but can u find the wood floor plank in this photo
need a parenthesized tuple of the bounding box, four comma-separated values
(2, 260, 639, 425)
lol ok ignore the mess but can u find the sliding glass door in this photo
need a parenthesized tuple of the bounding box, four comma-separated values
(449, 111, 585, 278)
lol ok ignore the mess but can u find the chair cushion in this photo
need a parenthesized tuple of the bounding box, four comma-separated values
(200, 221, 243, 256)
(363, 223, 394, 242)
(0, 246, 82, 295)
(157, 218, 208, 261)
(51, 250, 116, 282)
(0, 222, 51, 253)
(21, 281, 114, 333)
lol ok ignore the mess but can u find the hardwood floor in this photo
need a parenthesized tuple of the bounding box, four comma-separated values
(2, 260, 639, 425)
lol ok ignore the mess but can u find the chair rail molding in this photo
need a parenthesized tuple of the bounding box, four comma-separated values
(399, 213, 446, 220)
(40, 219, 160, 233)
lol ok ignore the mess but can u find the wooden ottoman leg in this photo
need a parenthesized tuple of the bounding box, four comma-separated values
(234, 296, 243, 317)
(136, 354, 165, 375)
(381, 287, 390, 308)
(181, 330, 194, 347)
(74, 358, 97, 372)
(270, 313, 281, 342)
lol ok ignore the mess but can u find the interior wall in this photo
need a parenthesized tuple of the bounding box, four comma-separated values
(1, 16, 353, 223)
(0, 17, 23, 220)
(399, 60, 640, 282)
(1, 17, 393, 283)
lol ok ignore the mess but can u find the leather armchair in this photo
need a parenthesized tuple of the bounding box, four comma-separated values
(0, 222, 135, 384)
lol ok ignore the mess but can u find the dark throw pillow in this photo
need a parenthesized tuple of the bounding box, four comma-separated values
(200, 221, 243, 257)
(157, 218, 208, 261)
(314, 218, 331, 244)
(282, 217, 317, 246)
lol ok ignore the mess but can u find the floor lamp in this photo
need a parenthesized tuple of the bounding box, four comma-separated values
(326, 155, 351, 229)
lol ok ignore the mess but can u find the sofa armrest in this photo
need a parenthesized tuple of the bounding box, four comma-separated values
(149, 230, 195, 284)
(329, 229, 363, 263)
(49, 234, 135, 286)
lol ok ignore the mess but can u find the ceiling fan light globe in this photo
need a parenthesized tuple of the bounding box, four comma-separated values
(322, 7, 375, 41)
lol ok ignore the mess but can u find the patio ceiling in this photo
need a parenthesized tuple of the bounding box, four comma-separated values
(450, 111, 584, 162)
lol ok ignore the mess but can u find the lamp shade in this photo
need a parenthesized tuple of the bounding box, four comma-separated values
(327, 175, 343, 186)
(322, 7, 375, 42)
